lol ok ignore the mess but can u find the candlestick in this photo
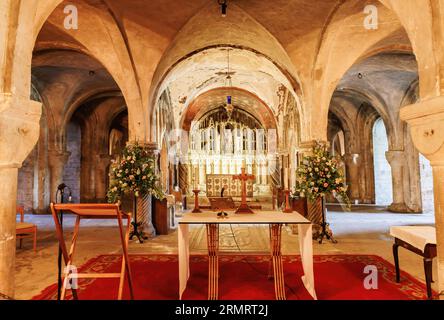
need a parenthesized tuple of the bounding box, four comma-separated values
(284, 167, 289, 190)
(283, 189, 292, 213)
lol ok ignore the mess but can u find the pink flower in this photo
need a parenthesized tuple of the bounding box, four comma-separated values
(323, 182, 329, 188)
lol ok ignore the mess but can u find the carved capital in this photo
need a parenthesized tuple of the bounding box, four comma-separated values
(47, 150, 71, 170)
(400, 96, 444, 165)
(385, 150, 405, 167)
(127, 141, 159, 155)
(344, 153, 360, 166)
(0, 94, 41, 168)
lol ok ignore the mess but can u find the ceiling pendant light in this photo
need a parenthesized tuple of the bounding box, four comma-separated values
(224, 49, 234, 120)
(218, 0, 228, 17)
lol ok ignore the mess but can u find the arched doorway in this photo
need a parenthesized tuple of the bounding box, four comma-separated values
(420, 154, 434, 214)
(373, 118, 393, 206)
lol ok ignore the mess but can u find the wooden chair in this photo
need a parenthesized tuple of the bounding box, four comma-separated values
(16, 205, 37, 252)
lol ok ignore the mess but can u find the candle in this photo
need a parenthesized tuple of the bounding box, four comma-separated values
(242, 159, 246, 169)
(288, 155, 292, 189)
(284, 167, 289, 190)
(194, 166, 198, 189)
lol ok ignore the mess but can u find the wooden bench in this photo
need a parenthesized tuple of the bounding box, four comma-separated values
(390, 226, 437, 299)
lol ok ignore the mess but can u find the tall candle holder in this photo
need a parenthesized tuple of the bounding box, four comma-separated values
(192, 189, 202, 213)
(282, 189, 293, 213)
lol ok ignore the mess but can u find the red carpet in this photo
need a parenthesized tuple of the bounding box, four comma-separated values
(32, 254, 432, 300)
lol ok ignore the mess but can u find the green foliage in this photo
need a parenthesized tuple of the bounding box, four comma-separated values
(293, 142, 350, 208)
(107, 143, 164, 203)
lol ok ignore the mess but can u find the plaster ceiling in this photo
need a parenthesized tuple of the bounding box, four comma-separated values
(157, 47, 298, 129)
(336, 53, 418, 109)
(181, 87, 277, 132)
(31, 50, 118, 107)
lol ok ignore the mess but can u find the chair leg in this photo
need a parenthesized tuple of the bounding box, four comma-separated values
(116, 213, 134, 300)
(424, 258, 433, 300)
(393, 243, 400, 283)
(19, 238, 23, 249)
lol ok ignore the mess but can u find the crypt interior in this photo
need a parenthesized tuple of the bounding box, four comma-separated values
(1, 0, 443, 300)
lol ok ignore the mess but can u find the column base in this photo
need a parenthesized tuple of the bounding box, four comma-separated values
(388, 203, 415, 213)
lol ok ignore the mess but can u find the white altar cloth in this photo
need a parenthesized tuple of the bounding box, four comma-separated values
(178, 210, 318, 300)
(390, 226, 436, 251)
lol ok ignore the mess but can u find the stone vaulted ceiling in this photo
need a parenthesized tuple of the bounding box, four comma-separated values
(32, 0, 416, 142)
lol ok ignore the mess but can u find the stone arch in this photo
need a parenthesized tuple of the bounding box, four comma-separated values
(179, 87, 279, 133)
(309, 0, 414, 141)
(33, 1, 146, 140)
(148, 1, 306, 141)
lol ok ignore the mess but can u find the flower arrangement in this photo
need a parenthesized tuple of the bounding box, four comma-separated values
(292, 142, 350, 208)
(107, 143, 164, 203)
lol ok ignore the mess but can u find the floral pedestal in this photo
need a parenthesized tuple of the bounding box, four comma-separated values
(136, 194, 156, 238)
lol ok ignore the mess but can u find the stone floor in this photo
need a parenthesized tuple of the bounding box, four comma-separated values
(14, 205, 436, 300)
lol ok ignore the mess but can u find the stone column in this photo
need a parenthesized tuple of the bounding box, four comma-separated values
(47, 150, 71, 204)
(179, 163, 188, 193)
(95, 154, 112, 201)
(0, 94, 41, 298)
(385, 150, 410, 212)
(344, 153, 361, 203)
(0, 166, 19, 298)
(400, 96, 444, 300)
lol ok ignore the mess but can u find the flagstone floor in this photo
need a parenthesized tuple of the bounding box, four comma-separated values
(14, 205, 436, 300)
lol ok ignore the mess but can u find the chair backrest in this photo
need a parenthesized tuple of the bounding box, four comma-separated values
(17, 205, 25, 223)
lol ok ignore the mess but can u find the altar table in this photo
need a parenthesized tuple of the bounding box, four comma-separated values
(178, 210, 317, 300)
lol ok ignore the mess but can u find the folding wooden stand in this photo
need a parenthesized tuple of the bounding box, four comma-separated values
(50, 203, 134, 300)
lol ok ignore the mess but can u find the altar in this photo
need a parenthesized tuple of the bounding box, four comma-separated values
(178, 210, 317, 300)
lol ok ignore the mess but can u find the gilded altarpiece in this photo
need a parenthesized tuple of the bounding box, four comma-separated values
(206, 174, 254, 197)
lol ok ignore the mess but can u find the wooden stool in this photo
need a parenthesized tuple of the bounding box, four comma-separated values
(50, 203, 134, 300)
(390, 226, 437, 299)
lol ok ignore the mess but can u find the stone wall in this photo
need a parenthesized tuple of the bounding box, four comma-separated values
(17, 147, 37, 213)
(62, 122, 81, 203)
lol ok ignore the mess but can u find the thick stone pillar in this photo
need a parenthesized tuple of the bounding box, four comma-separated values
(47, 150, 70, 203)
(400, 96, 444, 299)
(344, 153, 361, 203)
(0, 166, 18, 298)
(95, 154, 111, 201)
(385, 150, 410, 212)
(0, 94, 41, 298)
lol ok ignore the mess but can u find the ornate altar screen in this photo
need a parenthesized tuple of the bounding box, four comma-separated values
(206, 174, 254, 197)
